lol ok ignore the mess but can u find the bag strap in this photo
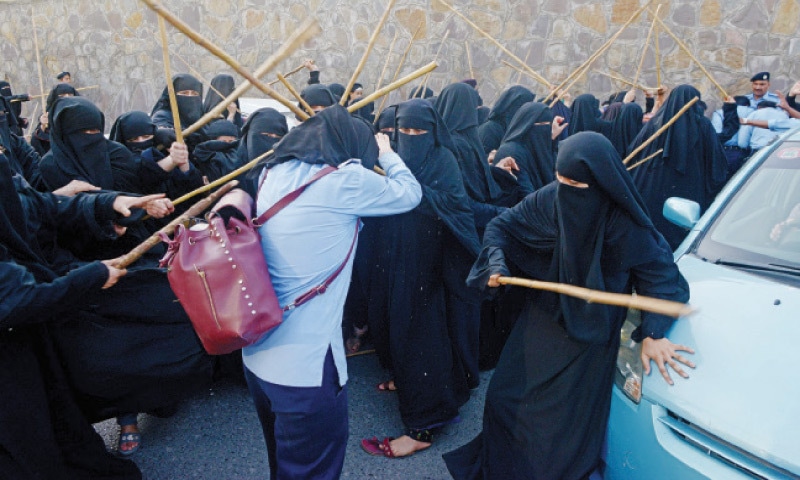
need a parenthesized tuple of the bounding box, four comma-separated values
(253, 165, 338, 227)
(282, 220, 360, 312)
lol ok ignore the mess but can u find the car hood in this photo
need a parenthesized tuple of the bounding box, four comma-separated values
(643, 255, 800, 474)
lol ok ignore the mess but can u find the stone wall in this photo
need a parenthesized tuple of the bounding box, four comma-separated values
(1, 0, 798, 128)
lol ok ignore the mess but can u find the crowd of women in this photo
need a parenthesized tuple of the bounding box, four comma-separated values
(1, 57, 772, 478)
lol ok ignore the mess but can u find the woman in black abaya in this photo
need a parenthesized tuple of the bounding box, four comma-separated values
(627, 84, 728, 250)
(31, 83, 79, 156)
(444, 132, 693, 480)
(363, 99, 480, 458)
(568, 93, 612, 137)
(478, 85, 535, 154)
(238, 107, 289, 196)
(202, 73, 243, 130)
(608, 101, 644, 158)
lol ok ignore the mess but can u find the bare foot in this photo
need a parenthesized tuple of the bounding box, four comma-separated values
(376, 380, 397, 392)
(118, 424, 141, 455)
(381, 435, 431, 457)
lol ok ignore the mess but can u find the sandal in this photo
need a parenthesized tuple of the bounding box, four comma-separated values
(117, 432, 141, 457)
(376, 380, 397, 392)
(360, 436, 396, 457)
(346, 325, 368, 354)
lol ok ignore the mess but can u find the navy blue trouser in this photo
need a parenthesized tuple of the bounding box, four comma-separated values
(245, 348, 348, 480)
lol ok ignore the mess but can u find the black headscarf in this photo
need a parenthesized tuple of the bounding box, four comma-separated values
(151, 74, 204, 128)
(327, 83, 346, 102)
(46, 84, 78, 115)
(300, 84, 336, 108)
(109, 111, 156, 153)
(203, 73, 242, 127)
(601, 101, 623, 122)
(238, 107, 288, 163)
(494, 101, 555, 195)
(479, 85, 536, 153)
(264, 104, 377, 170)
(434, 82, 503, 204)
(395, 99, 480, 256)
(568, 93, 611, 137)
(555, 132, 653, 343)
(608, 102, 643, 158)
(409, 85, 434, 99)
(0, 97, 18, 152)
(0, 81, 22, 119)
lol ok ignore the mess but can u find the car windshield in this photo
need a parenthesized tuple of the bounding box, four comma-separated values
(695, 141, 800, 281)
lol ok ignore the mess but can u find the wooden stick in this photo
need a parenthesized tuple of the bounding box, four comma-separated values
(375, 20, 423, 120)
(373, 31, 399, 93)
(340, 0, 397, 106)
(158, 16, 184, 143)
(30, 14, 46, 114)
(421, 29, 449, 93)
(166, 64, 434, 209)
(114, 181, 238, 269)
(544, 0, 654, 104)
(652, 14, 728, 98)
(622, 96, 699, 165)
(182, 20, 320, 136)
(634, 5, 660, 89)
(25, 103, 38, 138)
(267, 63, 307, 86)
(465, 41, 474, 80)
(437, 0, 551, 89)
(497, 276, 694, 318)
(502, 60, 544, 85)
(20, 85, 100, 101)
(594, 70, 654, 92)
(278, 73, 314, 117)
(655, 20, 661, 87)
(626, 148, 664, 171)
(141, 0, 313, 121)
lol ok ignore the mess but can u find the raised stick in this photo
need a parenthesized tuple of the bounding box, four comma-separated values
(375, 20, 423, 120)
(340, 0, 397, 106)
(268, 63, 307, 86)
(278, 73, 314, 117)
(141, 0, 312, 120)
(421, 29, 449, 93)
(497, 276, 694, 318)
(594, 70, 654, 92)
(652, 14, 728, 98)
(20, 85, 100, 101)
(622, 96, 699, 165)
(626, 148, 664, 171)
(655, 20, 661, 87)
(544, 0, 654, 104)
(182, 20, 320, 136)
(437, 0, 551, 89)
(167, 62, 437, 209)
(634, 5, 661, 88)
(502, 60, 545, 85)
(158, 16, 184, 143)
(465, 41, 474, 80)
(30, 14, 46, 114)
(374, 31, 398, 92)
(114, 181, 238, 269)
(516, 46, 533, 84)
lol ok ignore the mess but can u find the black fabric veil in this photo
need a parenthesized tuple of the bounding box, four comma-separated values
(150, 74, 204, 128)
(478, 85, 535, 153)
(608, 102, 643, 157)
(203, 73, 242, 127)
(494, 101, 555, 195)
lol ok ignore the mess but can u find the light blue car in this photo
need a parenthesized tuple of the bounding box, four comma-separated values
(603, 129, 800, 479)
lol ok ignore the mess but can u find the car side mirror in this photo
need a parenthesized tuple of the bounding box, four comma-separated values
(663, 198, 701, 229)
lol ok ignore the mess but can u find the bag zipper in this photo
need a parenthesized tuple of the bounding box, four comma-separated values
(194, 265, 222, 330)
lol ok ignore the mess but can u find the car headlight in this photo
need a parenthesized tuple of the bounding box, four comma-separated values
(614, 309, 643, 404)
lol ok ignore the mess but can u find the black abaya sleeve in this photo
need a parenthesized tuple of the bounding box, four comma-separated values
(718, 102, 741, 145)
(10, 135, 46, 191)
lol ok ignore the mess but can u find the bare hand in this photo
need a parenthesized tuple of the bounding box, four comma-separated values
(494, 157, 519, 174)
(552, 116, 568, 139)
(168, 142, 190, 172)
(776, 91, 790, 111)
(52, 179, 101, 197)
(375, 133, 393, 155)
(487, 149, 497, 164)
(623, 89, 637, 103)
(487, 273, 502, 288)
(723, 96, 735, 104)
(304, 59, 318, 72)
(226, 102, 238, 117)
(112, 223, 127, 237)
(40, 112, 49, 127)
(641, 337, 695, 385)
(101, 259, 127, 289)
(113, 193, 166, 218)
(145, 197, 175, 219)
(789, 81, 800, 97)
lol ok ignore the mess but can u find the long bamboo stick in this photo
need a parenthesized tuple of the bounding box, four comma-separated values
(373, 31, 398, 92)
(652, 14, 728, 98)
(655, 21, 661, 87)
(267, 63, 307, 86)
(594, 70, 654, 92)
(634, 5, 661, 88)
(465, 41, 474, 80)
(340, 0, 397, 106)
(182, 20, 320, 136)
(421, 29, 449, 93)
(167, 62, 437, 209)
(30, 14, 46, 114)
(375, 20, 423, 120)
(515, 46, 533, 84)
(502, 60, 546, 85)
(544, 0, 654, 104)
(158, 16, 184, 143)
(278, 73, 314, 117)
(497, 276, 694, 318)
(622, 96, 699, 165)
(141, 0, 312, 121)
(626, 148, 664, 171)
(114, 181, 238, 269)
(436, 0, 551, 89)
(18, 85, 100, 102)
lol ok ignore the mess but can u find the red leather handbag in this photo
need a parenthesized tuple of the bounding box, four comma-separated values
(159, 166, 356, 355)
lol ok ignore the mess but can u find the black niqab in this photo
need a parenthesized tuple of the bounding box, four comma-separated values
(46, 83, 78, 114)
(568, 93, 610, 137)
(151, 74, 204, 128)
(110, 111, 156, 153)
(478, 85, 536, 154)
(203, 73, 242, 127)
(238, 107, 288, 163)
(494, 101, 555, 194)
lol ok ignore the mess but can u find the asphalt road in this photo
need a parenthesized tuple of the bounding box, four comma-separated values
(94, 353, 493, 480)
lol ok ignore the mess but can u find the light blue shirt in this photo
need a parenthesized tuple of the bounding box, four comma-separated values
(243, 152, 422, 387)
(745, 91, 780, 108)
(711, 105, 754, 146)
(738, 108, 789, 150)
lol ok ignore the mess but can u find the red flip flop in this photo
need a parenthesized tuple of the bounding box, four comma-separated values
(361, 436, 396, 457)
